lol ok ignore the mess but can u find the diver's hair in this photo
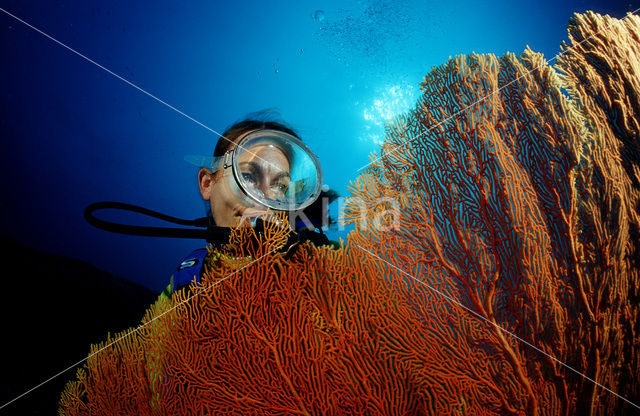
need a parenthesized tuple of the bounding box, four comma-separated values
(214, 119, 300, 157)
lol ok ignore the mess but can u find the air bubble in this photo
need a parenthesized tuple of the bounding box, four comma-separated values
(312, 10, 325, 22)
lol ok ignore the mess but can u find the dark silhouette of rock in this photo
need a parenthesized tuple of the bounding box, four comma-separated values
(0, 235, 157, 415)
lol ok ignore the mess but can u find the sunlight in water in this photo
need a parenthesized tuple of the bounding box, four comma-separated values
(361, 84, 416, 146)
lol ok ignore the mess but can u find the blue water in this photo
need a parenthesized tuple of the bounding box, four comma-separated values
(0, 0, 635, 292)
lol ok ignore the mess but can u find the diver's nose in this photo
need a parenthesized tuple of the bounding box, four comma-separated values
(249, 180, 271, 200)
(261, 184, 277, 200)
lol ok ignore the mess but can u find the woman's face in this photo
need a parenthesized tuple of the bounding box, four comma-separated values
(200, 131, 291, 227)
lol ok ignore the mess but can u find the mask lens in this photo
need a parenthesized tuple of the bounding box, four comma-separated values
(233, 130, 322, 211)
(238, 158, 290, 199)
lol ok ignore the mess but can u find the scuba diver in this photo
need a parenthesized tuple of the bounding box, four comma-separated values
(85, 118, 338, 297)
(167, 119, 337, 296)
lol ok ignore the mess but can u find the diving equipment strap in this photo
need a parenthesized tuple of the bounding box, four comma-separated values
(84, 201, 231, 244)
(84, 201, 336, 256)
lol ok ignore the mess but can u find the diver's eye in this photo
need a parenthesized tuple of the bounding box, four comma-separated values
(241, 172, 257, 184)
(272, 182, 288, 195)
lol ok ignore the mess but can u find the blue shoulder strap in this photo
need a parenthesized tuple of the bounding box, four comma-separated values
(172, 248, 209, 292)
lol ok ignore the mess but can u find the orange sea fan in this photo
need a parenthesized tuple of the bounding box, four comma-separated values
(59, 11, 640, 416)
(344, 10, 640, 416)
(555, 11, 640, 414)
(59, 216, 453, 415)
(345, 48, 575, 415)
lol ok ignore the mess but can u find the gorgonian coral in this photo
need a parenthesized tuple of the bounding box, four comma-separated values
(59, 11, 640, 415)
(345, 10, 640, 415)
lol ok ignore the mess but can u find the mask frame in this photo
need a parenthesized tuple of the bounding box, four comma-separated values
(213, 129, 323, 212)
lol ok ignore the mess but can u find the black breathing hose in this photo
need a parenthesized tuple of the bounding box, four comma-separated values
(84, 201, 231, 243)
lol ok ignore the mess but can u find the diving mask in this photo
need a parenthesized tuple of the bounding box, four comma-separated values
(210, 129, 323, 212)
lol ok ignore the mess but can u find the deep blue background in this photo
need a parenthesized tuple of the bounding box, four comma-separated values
(1, 0, 636, 293)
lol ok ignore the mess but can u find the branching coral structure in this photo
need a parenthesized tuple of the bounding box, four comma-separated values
(344, 10, 640, 415)
(59, 11, 639, 416)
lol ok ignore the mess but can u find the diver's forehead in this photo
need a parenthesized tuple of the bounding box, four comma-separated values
(239, 143, 286, 157)
(237, 144, 290, 171)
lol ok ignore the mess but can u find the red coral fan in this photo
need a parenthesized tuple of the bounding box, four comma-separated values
(345, 10, 640, 415)
(59, 11, 640, 416)
(60, 216, 445, 415)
